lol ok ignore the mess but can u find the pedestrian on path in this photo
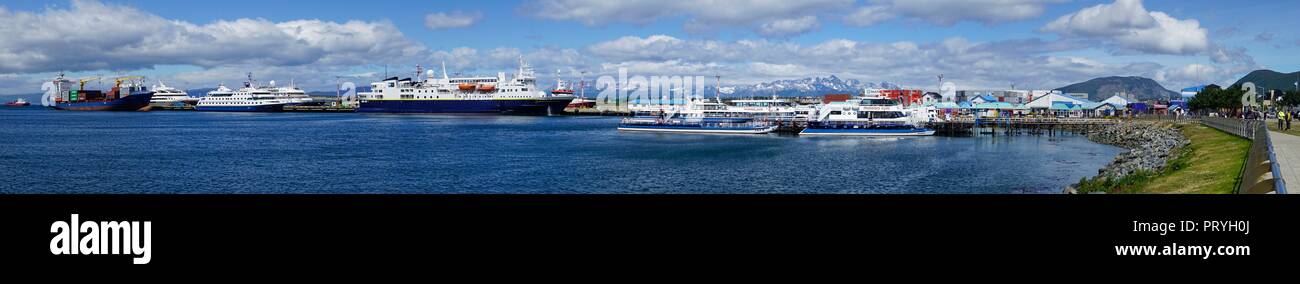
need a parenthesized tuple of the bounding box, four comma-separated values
(1279, 110, 1287, 130)
(1279, 108, 1289, 130)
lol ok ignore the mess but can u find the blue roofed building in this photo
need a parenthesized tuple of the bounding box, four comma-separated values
(1180, 85, 1205, 99)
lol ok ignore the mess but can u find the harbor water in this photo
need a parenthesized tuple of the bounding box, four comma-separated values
(0, 107, 1123, 194)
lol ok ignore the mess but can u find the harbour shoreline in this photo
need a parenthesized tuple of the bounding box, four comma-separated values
(1067, 120, 1191, 193)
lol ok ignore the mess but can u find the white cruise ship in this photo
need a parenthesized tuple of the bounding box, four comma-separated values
(194, 83, 287, 112)
(356, 59, 574, 114)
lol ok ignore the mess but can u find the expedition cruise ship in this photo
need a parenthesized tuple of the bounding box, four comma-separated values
(356, 59, 574, 114)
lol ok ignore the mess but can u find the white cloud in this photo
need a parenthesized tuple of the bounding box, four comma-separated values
(844, 6, 894, 27)
(1152, 63, 1253, 89)
(756, 16, 820, 37)
(1041, 0, 1209, 55)
(0, 0, 427, 74)
(525, 0, 851, 37)
(581, 35, 1152, 90)
(424, 11, 482, 29)
(847, 0, 1063, 27)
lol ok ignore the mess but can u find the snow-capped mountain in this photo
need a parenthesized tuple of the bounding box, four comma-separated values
(565, 75, 900, 98)
(728, 75, 897, 97)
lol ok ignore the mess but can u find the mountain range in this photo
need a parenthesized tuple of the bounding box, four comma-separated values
(726, 75, 898, 97)
(1053, 76, 1180, 101)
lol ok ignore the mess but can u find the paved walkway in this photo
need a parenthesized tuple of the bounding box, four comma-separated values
(1269, 131, 1300, 193)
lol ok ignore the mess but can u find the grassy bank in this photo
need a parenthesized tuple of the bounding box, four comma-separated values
(1267, 121, 1300, 137)
(1076, 123, 1249, 194)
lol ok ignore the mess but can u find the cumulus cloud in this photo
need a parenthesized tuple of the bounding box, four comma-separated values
(846, 0, 1063, 27)
(524, 0, 851, 37)
(527, 0, 1060, 34)
(0, 0, 432, 93)
(1041, 0, 1209, 55)
(0, 0, 427, 74)
(756, 16, 819, 37)
(844, 6, 894, 27)
(424, 11, 482, 29)
(577, 34, 1154, 90)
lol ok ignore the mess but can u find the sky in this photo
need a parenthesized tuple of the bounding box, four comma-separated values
(0, 0, 1297, 95)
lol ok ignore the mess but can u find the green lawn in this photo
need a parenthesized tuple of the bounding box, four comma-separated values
(1076, 123, 1249, 194)
(1139, 124, 1249, 193)
(1267, 120, 1300, 137)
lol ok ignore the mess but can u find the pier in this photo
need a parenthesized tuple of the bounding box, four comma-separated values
(283, 105, 357, 112)
(925, 117, 1118, 136)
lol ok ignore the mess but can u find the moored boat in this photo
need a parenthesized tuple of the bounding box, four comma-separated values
(149, 81, 198, 109)
(618, 116, 777, 134)
(799, 96, 934, 136)
(49, 75, 153, 111)
(194, 82, 287, 112)
(357, 59, 574, 114)
(5, 98, 30, 107)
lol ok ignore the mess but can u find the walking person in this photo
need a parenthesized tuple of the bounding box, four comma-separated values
(1277, 110, 1286, 130)
(1279, 108, 1289, 130)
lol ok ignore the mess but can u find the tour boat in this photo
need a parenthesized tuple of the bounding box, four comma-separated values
(800, 96, 935, 136)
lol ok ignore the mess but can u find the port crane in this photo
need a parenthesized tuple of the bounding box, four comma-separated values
(112, 75, 144, 87)
(77, 75, 102, 90)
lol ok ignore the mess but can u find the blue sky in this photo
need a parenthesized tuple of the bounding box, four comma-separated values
(0, 0, 1297, 94)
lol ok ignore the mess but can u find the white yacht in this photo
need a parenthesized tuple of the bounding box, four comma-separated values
(618, 98, 776, 134)
(262, 80, 312, 105)
(149, 81, 198, 106)
(800, 96, 934, 136)
(726, 97, 805, 119)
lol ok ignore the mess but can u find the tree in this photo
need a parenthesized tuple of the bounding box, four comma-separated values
(1280, 90, 1300, 108)
(1189, 85, 1244, 115)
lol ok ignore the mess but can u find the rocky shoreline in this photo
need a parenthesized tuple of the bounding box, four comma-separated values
(1066, 121, 1189, 193)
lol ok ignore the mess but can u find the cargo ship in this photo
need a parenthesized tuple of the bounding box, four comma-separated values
(49, 74, 153, 111)
(356, 59, 574, 114)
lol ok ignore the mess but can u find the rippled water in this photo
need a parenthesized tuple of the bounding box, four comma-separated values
(0, 107, 1123, 193)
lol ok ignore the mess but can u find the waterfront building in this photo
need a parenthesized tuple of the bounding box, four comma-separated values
(1026, 93, 1089, 115)
(1180, 85, 1205, 99)
(971, 102, 1028, 118)
(1083, 102, 1118, 117)
(1100, 95, 1134, 116)
(970, 94, 999, 104)
(1065, 93, 1091, 101)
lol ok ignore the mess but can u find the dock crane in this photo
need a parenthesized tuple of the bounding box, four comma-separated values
(112, 75, 144, 87)
(77, 75, 102, 90)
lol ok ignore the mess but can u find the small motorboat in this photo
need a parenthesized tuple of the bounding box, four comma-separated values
(5, 98, 31, 107)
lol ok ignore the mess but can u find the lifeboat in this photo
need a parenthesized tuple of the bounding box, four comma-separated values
(477, 84, 496, 92)
(458, 83, 475, 91)
(551, 89, 574, 95)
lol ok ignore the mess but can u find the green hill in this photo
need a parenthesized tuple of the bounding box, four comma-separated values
(1055, 76, 1179, 101)
(1231, 69, 1299, 91)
